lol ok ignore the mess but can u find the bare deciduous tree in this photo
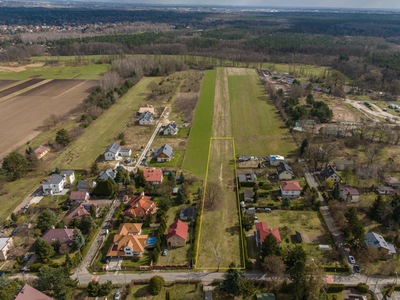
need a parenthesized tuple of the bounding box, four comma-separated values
(212, 245, 222, 272)
(204, 182, 224, 210)
(262, 255, 286, 293)
(99, 71, 122, 91)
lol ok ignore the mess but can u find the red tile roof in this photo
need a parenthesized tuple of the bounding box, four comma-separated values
(167, 220, 188, 241)
(64, 203, 97, 220)
(122, 192, 156, 218)
(386, 177, 400, 184)
(69, 191, 89, 201)
(41, 228, 75, 244)
(256, 222, 281, 243)
(280, 181, 301, 191)
(339, 185, 359, 196)
(143, 169, 163, 182)
(33, 145, 50, 157)
(14, 284, 53, 300)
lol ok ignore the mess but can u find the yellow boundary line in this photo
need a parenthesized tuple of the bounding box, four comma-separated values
(195, 137, 245, 270)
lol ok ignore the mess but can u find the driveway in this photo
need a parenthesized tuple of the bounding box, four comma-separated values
(391, 291, 400, 300)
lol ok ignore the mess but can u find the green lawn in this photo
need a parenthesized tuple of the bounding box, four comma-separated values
(158, 128, 190, 139)
(0, 64, 109, 80)
(182, 69, 216, 179)
(147, 151, 184, 167)
(228, 71, 296, 157)
(131, 284, 203, 300)
(51, 77, 157, 169)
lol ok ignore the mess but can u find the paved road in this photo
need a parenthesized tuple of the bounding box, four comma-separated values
(77, 198, 120, 275)
(132, 107, 167, 174)
(299, 160, 351, 268)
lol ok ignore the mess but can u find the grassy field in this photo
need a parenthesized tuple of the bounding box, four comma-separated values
(0, 64, 109, 80)
(228, 71, 296, 157)
(148, 151, 184, 167)
(51, 77, 157, 169)
(182, 70, 216, 179)
(196, 139, 243, 269)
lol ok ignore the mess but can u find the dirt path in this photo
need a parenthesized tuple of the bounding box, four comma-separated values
(345, 99, 400, 124)
(212, 68, 232, 138)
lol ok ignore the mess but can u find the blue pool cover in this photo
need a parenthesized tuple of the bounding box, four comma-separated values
(148, 237, 156, 245)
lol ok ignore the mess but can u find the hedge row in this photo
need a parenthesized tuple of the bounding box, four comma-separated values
(239, 182, 256, 188)
(190, 210, 201, 266)
(327, 284, 345, 293)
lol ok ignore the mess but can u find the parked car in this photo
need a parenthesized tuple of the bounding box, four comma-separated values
(24, 203, 30, 209)
(24, 254, 32, 261)
(100, 258, 109, 263)
(353, 265, 360, 273)
(162, 249, 168, 256)
(348, 256, 355, 264)
(115, 290, 121, 300)
(265, 208, 272, 213)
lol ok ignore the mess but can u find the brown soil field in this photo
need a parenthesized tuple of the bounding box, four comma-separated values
(0, 80, 18, 90)
(0, 79, 98, 159)
(0, 78, 44, 98)
(330, 105, 361, 123)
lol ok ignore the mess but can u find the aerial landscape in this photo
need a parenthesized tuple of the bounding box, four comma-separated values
(2, 0, 400, 299)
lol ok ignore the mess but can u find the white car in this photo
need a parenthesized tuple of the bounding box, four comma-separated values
(348, 256, 355, 264)
(114, 290, 121, 300)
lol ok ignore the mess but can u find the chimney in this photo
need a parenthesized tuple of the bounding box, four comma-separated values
(64, 226, 68, 229)
(140, 191, 145, 196)
(51, 225, 55, 229)
(135, 203, 138, 208)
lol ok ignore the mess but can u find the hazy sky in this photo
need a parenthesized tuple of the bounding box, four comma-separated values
(111, 0, 400, 9)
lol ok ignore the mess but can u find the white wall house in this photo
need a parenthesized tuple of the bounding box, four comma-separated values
(162, 122, 178, 135)
(60, 170, 75, 185)
(139, 112, 154, 125)
(280, 181, 301, 198)
(104, 143, 121, 161)
(42, 175, 65, 195)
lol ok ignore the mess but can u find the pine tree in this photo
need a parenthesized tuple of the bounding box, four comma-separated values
(223, 262, 245, 296)
(300, 139, 309, 155)
(176, 187, 187, 204)
(168, 172, 176, 184)
(332, 182, 340, 200)
(72, 230, 85, 250)
(136, 169, 147, 187)
(64, 253, 72, 273)
(35, 237, 55, 260)
(180, 172, 185, 183)
(260, 233, 280, 260)
(370, 195, 385, 223)
(253, 191, 259, 203)
(90, 161, 99, 175)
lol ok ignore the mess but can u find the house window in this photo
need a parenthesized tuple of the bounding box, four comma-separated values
(52, 238, 56, 241)
(63, 238, 66, 240)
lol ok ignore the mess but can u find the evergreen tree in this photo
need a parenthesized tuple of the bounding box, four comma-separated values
(370, 194, 385, 223)
(289, 259, 307, 300)
(55, 128, 72, 146)
(168, 172, 176, 184)
(166, 291, 171, 300)
(300, 139, 309, 155)
(34, 266, 77, 300)
(79, 215, 94, 234)
(286, 245, 307, 268)
(36, 209, 57, 233)
(90, 161, 99, 175)
(93, 180, 114, 197)
(260, 233, 280, 260)
(136, 169, 147, 187)
(64, 253, 73, 273)
(2, 151, 28, 181)
(35, 237, 55, 260)
(282, 197, 291, 206)
(51, 238, 62, 253)
(72, 230, 85, 250)
(87, 280, 100, 297)
(180, 172, 185, 184)
(176, 187, 187, 204)
(89, 205, 96, 218)
(253, 191, 259, 203)
(223, 262, 245, 296)
(332, 182, 341, 200)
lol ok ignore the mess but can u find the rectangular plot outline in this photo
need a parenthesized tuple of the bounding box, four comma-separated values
(195, 137, 245, 270)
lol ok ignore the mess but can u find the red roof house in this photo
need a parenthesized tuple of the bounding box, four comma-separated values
(143, 169, 163, 185)
(41, 228, 75, 245)
(64, 203, 98, 221)
(166, 220, 188, 248)
(14, 284, 53, 300)
(122, 192, 156, 219)
(69, 191, 90, 203)
(280, 180, 302, 198)
(255, 222, 281, 247)
(33, 145, 50, 159)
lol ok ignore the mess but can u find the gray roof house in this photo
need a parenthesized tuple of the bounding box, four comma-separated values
(365, 232, 396, 259)
(104, 143, 121, 161)
(42, 175, 65, 195)
(162, 121, 179, 135)
(276, 162, 294, 180)
(180, 207, 198, 221)
(321, 165, 341, 182)
(77, 180, 97, 192)
(238, 173, 257, 183)
(244, 189, 254, 202)
(139, 112, 154, 125)
(98, 169, 117, 181)
(154, 144, 174, 162)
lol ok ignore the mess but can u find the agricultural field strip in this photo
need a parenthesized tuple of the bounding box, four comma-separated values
(0, 78, 46, 98)
(195, 137, 245, 269)
(0, 79, 28, 92)
(0, 79, 53, 104)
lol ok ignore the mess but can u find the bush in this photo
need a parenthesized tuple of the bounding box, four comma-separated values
(148, 276, 165, 295)
(356, 283, 369, 294)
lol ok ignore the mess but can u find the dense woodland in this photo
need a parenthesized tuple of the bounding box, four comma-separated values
(1, 7, 400, 94)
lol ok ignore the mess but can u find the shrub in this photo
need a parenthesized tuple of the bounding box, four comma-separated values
(148, 276, 165, 295)
(333, 294, 338, 300)
(356, 283, 369, 294)
(327, 284, 345, 293)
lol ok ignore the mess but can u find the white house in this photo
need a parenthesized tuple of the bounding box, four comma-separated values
(104, 143, 121, 161)
(60, 170, 75, 185)
(270, 155, 284, 166)
(321, 165, 341, 183)
(0, 237, 13, 261)
(339, 185, 360, 203)
(377, 186, 395, 195)
(42, 175, 65, 195)
(139, 112, 154, 125)
(162, 121, 179, 135)
(98, 169, 117, 181)
(119, 148, 131, 157)
(280, 181, 301, 198)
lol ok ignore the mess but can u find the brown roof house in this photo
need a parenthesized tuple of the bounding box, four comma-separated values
(33, 145, 50, 159)
(41, 227, 75, 245)
(64, 203, 98, 221)
(0, 236, 13, 261)
(377, 186, 395, 195)
(339, 185, 360, 203)
(166, 220, 188, 248)
(69, 191, 90, 204)
(280, 181, 301, 198)
(107, 223, 148, 258)
(122, 192, 157, 219)
(14, 284, 53, 300)
(385, 177, 400, 188)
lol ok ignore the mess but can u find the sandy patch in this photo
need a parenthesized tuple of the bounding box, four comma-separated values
(329, 105, 361, 123)
(0, 63, 44, 72)
(226, 67, 249, 76)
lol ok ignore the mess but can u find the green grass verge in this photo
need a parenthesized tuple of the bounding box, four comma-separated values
(147, 151, 184, 167)
(182, 69, 216, 179)
(0, 64, 109, 80)
(51, 77, 157, 169)
(157, 128, 190, 138)
(228, 72, 296, 157)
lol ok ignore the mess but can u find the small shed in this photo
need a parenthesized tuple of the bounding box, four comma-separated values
(318, 245, 330, 251)
(296, 231, 303, 243)
(172, 187, 179, 196)
(246, 207, 256, 215)
(244, 189, 254, 202)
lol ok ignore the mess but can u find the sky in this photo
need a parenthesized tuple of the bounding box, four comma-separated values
(107, 0, 400, 10)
